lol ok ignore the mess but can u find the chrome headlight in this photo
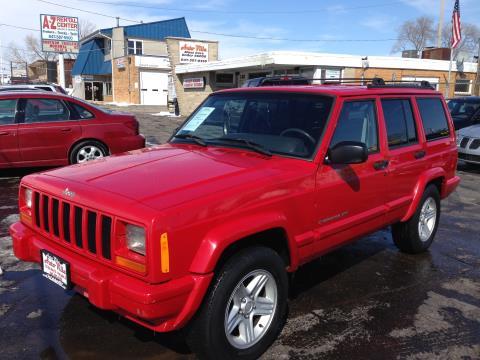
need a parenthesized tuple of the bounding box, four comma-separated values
(125, 224, 146, 255)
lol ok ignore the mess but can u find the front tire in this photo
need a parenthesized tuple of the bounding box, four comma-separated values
(186, 246, 288, 360)
(392, 185, 441, 254)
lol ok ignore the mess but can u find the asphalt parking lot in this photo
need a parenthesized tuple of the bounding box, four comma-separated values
(0, 106, 479, 359)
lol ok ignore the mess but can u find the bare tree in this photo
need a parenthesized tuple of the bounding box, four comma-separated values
(79, 19, 97, 40)
(441, 22, 480, 61)
(392, 16, 435, 53)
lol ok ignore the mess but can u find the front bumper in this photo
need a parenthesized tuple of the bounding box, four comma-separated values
(9, 221, 212, 332)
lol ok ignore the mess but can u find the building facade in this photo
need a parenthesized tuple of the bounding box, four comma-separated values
(71, 18, 217, 106)
(173, 51, 478, 115)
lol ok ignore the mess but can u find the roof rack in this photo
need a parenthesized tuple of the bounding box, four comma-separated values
(291, 77, 436, 90)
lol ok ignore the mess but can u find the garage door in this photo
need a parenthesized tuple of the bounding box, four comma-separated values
(140, 71, 168, 106)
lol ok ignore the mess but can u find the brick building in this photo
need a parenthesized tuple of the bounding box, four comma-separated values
(174, 51, 478, 115)
(71, 18, 217, 106)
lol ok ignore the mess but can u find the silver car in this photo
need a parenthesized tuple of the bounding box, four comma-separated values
(457, 124, 480, 165)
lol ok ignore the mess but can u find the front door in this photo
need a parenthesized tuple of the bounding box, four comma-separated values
(0, 98, 20, 167)
(17, 98, 81, 165)
(85, 82, 93, 101)
(140, 71, 168, 105)
(314, 98, 389, 254)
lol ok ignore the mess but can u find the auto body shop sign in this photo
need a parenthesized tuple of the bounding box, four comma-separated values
(40, 14, 79, 53)
(179, 41, 209, 63)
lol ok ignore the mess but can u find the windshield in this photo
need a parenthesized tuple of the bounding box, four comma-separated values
(172, 92, 334, 158)
(448, 100, 480, 117)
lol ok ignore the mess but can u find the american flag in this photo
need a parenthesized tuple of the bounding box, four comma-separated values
(451, 0, 462, 48)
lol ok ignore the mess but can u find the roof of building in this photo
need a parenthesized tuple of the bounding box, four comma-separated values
(73, 17, 190, 76)
(72, 38, 112, 76)
(82, 17, 190, 43)
(175, 51, 478, 74)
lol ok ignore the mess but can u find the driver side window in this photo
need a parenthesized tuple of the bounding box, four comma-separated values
(329, 100, 378, 153)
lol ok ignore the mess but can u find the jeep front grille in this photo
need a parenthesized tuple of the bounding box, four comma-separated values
(32, 191, 113, 261)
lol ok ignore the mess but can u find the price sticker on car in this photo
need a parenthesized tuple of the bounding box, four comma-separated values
(183, 107, 215, 131)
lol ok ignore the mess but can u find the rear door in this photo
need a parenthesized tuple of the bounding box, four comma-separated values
(314, 98, 389, 253)
(17, 98, 82, 164)
(0, 98, 20, 167)
(378, 97, 428, 223)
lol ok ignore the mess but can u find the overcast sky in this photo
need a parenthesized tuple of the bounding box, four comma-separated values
(1, 0, 479, 62)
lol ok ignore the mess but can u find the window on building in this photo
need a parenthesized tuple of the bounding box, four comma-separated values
(105, 82, 112, 96)
(215, 73, 234, 85)
(454, 79, 472, 94)
(416, 98, 450, 141)
(24, 99, 70, 123)
(104, 38, 111, 56)
(0, 99, 17, 125)
(381, 99, 417, 148)
(127, 39, 143, 55)
(330, 100, 378, 153)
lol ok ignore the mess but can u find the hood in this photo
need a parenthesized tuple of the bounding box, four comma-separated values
(458, 124, 480, 138)
(43, 144, 286, 211)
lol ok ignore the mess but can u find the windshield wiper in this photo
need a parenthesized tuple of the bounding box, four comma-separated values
(214, 137, 272, 157)
(174, 133, 207, 146)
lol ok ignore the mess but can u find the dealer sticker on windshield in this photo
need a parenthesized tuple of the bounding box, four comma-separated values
(41, 250, 71, 290)
(183, 107, 215, 131)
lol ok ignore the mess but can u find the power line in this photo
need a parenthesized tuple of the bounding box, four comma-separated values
(29, 1, 400, 43)
(70, 0, 406, 15)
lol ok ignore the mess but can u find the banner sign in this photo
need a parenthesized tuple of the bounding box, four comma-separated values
(179, 41, 209, 63)
(183, 77, 205, 89)
(40, 14, 79, 53)
(11, 62, 27, 78)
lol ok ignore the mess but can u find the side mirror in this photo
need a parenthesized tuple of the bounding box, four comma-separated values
(326, 141, 368, 165)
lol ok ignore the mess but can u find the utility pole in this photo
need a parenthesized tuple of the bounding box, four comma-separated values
(437, 0, 445, 48)
(0, 39, 3, 85)
(116, 17, 120, 27)
(474, 38, 480, 96)
(58, 53, 66, 88)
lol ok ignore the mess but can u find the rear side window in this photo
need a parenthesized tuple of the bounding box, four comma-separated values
(381, 99, 417, 148)
(0, 99, 17, 125)
(24, 99, 70, 123)
(330, 100, 378, 153)
(417, 98, 450, 141)
(70, 102, 94, 119)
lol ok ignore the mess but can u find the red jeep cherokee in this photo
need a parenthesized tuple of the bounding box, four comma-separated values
(10, 81, 460, 359)
(0, 91, 145, 168)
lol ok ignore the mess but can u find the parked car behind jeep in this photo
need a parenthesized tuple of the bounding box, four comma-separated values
(0, 91, 145, 168)
(10, 81, 459, 359)
(447, 96, 480, 130)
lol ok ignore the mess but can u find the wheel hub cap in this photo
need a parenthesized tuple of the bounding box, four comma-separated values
(418, 197, 437, 242)
(224, 270, 277, 349)
(77, 145, 104, 163)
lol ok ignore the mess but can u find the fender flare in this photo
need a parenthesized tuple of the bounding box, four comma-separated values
(189, 211, 299, 274)
(401, 167, 445, 222)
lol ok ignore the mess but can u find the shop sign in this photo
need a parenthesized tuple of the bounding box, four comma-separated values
(179, 41, 209, 63)
(40, 14, 79, 53)
(11, 62, 27, 78)
(325, 69, 341, 79)
(183, 77, 205, 89)
(135, 56, 170, 69)
(116, 58, 126, 69)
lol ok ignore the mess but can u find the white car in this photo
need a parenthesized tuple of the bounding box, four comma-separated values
(0, 84, 67, 94)
(457, 124, 480, 165)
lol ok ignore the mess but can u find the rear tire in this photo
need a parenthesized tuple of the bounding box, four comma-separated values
(392, 185, 441, 254)
(186, 246, 288, 360)
(69, 140, 108, 164)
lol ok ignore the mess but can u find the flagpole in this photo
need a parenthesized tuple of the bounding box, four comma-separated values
(446, 45, 453, 98)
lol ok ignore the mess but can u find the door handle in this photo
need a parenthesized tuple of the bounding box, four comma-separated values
(373, 160, 389, 170)
(60, 128, 72, 132)
(0, 131, 9, 136)
(414, 150, 426, 159)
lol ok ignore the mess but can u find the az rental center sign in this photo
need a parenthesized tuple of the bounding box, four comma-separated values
(40, 14, 79, 53)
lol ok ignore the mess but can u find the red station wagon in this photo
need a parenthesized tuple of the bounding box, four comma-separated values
(10, 80, 460, 359)
(0, 91, 145, 168)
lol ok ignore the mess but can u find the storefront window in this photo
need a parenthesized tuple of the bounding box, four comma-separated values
(105, 82, 112, 96)
(215, 73, 234, 85)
